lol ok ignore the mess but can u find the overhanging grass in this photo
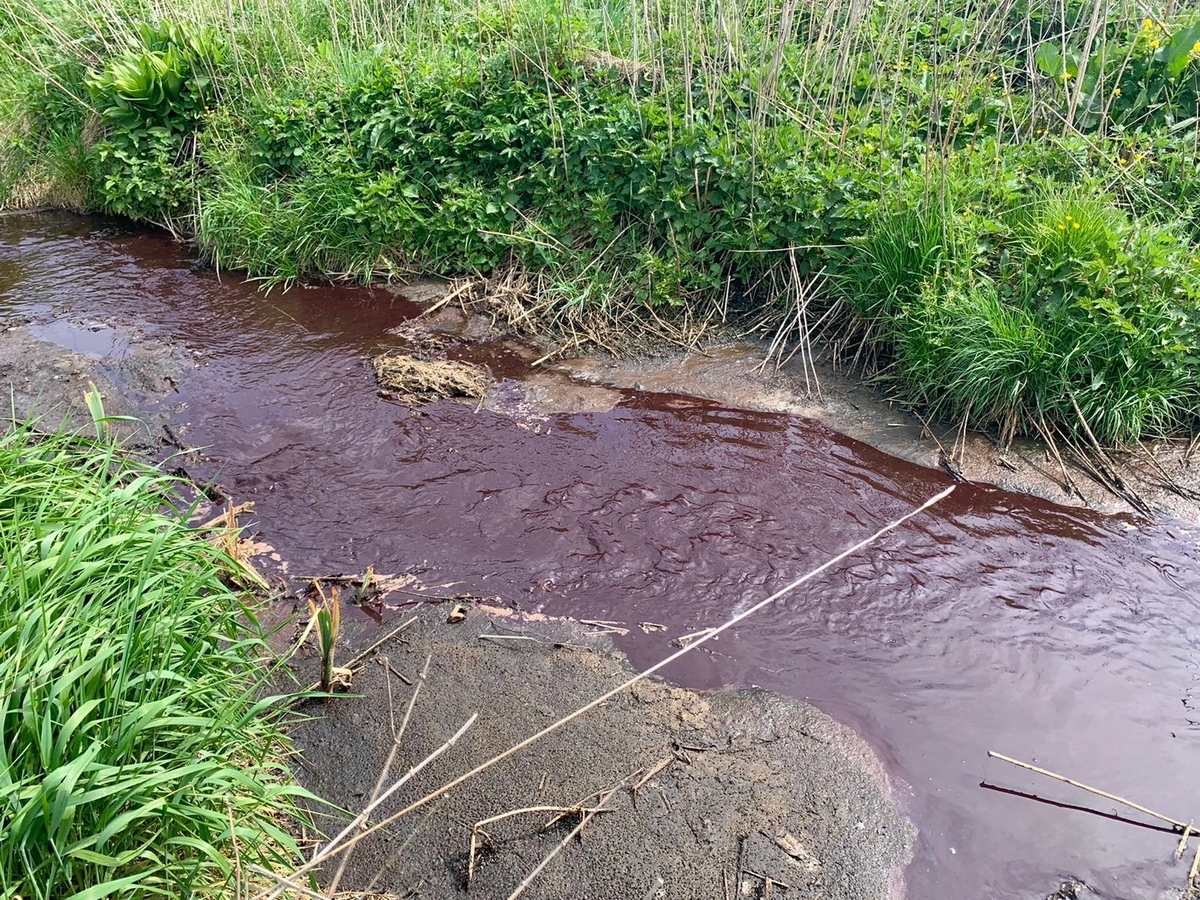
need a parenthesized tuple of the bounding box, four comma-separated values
(0, 422, 306, 900)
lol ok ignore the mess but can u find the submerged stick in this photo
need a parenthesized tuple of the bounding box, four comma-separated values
(987, 751, 1188, 830)
(265, 487, 955, 888)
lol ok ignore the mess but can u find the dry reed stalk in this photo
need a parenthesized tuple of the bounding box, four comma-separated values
(987, 751, 1190, 830)
(325, 652, 432, 894)
(261, 714, 478, 900)
(466, 803, 611, 884)
(503, 781, 626, 900)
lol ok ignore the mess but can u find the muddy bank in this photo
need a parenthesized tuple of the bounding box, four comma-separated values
(288, 607, 915, 900)
(0, 317, 186, 448)
(554, 346, 1200, 522)
(387, 297, 1200, 522)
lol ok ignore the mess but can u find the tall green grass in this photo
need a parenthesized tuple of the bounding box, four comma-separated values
(0, 421, 305, 900)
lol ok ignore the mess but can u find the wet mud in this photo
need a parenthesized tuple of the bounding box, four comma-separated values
(559, 346, 1200, 523)
(4, 212, 1200, 900)
(289, 608, 914, 900)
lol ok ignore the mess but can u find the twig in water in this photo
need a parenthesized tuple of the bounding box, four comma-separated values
(197, 501, 255, 530)
(1178, 822, 1194, 861)
(672, 628, 715, 647)
(1190, 843, 1200, 892)
(257, 487, 954, 897)
(987, 751, 1189, 830)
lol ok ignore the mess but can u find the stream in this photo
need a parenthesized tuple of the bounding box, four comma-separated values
(3, 212, 1200, 900)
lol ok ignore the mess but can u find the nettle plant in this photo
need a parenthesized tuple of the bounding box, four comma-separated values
(87, 21, 223, 225)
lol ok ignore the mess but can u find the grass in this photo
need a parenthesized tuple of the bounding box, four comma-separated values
(0, 418, 306, 900)
(0, 0, 1198, 445)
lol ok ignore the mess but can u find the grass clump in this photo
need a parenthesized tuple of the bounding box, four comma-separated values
(0, 421, 305, 899)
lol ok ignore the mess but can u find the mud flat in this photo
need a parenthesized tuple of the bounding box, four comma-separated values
(287, 607, 915, 900)
(0, 319, 186, 448)
(554, 344, 1200, 522)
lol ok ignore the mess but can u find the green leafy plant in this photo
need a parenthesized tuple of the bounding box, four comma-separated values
(308, 585, 344, 693)
(0, 421, 306, 899)
(86, 20, 224, 225)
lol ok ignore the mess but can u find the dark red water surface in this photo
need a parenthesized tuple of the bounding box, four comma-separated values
(4, 212, 1200, 899)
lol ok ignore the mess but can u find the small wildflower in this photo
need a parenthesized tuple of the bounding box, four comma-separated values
(1072, 222, 1080, 229)
(1065, 215, 1073, 221)
(1058, 224, 1066, 230)
(1111, 87, 1121, 97)
(1143, 17, 1153, 29)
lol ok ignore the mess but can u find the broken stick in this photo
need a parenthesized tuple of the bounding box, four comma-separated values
(987, 751, 1188, 830)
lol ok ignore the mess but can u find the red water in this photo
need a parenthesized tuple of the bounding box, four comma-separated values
(4, 213, 1200, 900)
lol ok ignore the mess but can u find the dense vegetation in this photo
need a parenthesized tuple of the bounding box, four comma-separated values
(0, 417, 304, 899)
(1, 0, 1199, 445)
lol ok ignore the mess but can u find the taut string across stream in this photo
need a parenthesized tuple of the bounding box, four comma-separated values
(3, 212, 1200, 899)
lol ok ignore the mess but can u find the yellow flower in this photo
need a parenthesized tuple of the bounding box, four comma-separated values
(1057, 224, 1066, 230)
(1072, 222, 1080, 229)
(1065, 214, 1073, 221)
(1111, 87, 1121, 97)
(1150, 39, 1160, 49)
(1143, 18, 1153, 29)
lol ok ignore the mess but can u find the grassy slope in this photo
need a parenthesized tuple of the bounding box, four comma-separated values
(0, 0, 1198, 445)
(0, 419, 305, 900)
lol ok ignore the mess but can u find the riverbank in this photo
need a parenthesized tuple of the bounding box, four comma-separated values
(0, 419, 305, 899)
(388, 285, 1200, 522)
(286, 606, 914, 899)
(5, 212, 1200, 899)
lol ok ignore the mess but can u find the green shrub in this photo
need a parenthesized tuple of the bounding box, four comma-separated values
(87, 21, 224, 225)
